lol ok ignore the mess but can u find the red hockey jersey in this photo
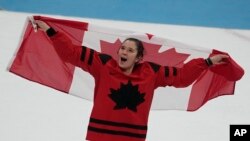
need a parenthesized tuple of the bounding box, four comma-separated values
(49, 31, 209, 141)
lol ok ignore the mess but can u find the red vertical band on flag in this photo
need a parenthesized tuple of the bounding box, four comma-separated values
(187, 70, 235, 111)
(187, 49, 244, 111)
(9, 16, 88, 93)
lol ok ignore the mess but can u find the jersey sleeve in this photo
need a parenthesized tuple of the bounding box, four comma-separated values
(155, 58, 209, 88)
(49, 31, 105, 78)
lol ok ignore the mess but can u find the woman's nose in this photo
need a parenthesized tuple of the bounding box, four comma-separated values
(122, 49, 127, 55)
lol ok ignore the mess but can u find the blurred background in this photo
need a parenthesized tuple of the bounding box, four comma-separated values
(0, 0, 250, 29)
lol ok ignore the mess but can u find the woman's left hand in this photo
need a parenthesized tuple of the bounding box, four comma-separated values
(210, 54, 229, 65)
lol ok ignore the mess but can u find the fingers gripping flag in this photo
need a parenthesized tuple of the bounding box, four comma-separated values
(8, 16, 244, 111)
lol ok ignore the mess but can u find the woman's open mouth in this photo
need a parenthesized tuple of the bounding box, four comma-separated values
(120, 57, 127, 63)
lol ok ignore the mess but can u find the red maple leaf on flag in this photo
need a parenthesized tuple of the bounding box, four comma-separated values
(100, 37, 190, 67)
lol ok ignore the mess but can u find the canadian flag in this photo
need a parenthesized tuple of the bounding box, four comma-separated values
(9, 16, 244, 111)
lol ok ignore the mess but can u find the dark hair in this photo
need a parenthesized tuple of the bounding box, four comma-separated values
(123, 38, 144, 58)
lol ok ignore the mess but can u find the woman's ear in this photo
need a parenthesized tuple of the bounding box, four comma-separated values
(135, 56, 142, 63)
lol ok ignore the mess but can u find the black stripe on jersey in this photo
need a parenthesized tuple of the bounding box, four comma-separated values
(80, 46, 87, 62)
(148, 62, 160, 73)
(88, 126, 146, 139)
(98, 54, 112, 65)
(90, 118, 147, 130)
(88, 49, 94, 65)
(164, 66, 169, 77)
(173, 67, 177, 76)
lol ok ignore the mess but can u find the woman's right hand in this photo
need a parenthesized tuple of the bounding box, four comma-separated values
(35, 20, 50, 32)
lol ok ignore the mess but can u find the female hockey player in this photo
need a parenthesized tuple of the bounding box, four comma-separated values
(35, 20, 229, 141)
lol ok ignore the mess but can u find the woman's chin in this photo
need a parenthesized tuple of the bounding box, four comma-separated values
(118, 63, 126, 69)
